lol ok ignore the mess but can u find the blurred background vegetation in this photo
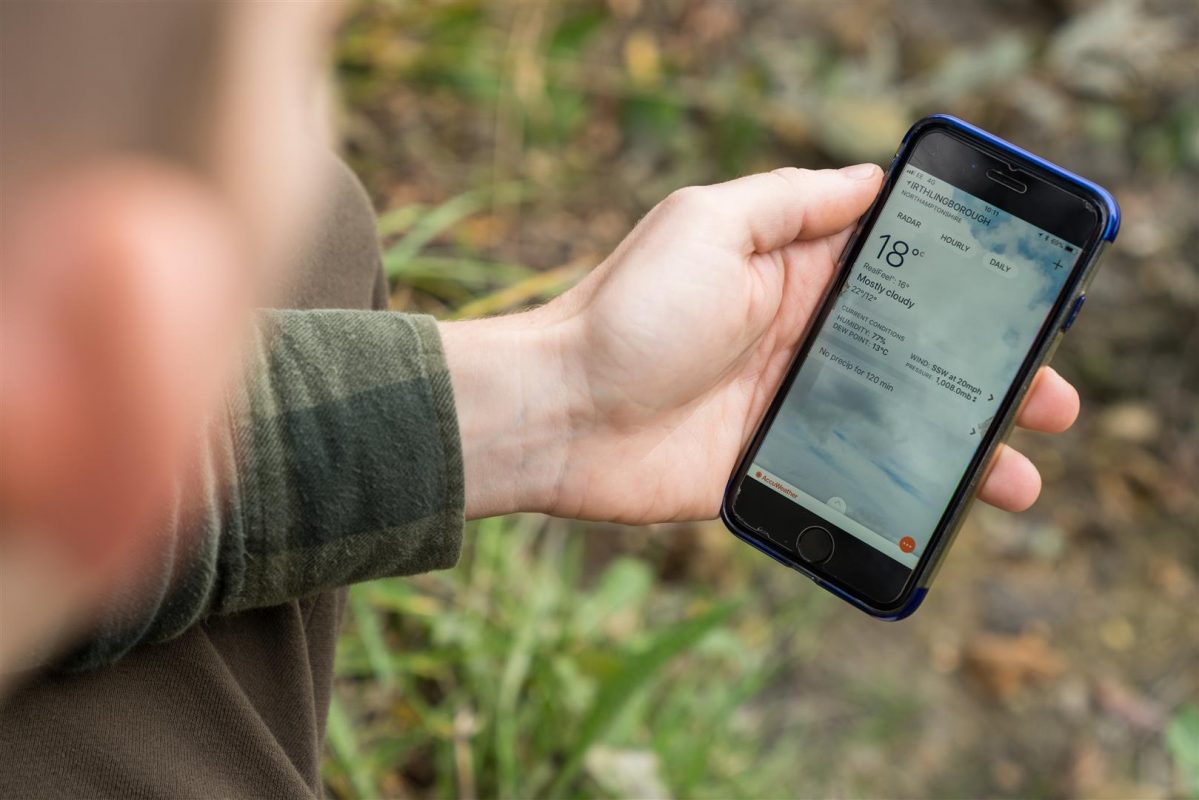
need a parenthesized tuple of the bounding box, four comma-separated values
(323, 1, 1198, 797)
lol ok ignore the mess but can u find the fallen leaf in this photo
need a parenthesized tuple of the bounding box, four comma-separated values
(963, 631, 1068, 699)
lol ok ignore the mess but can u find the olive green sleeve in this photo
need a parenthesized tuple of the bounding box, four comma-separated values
(64, 310, 465, 670)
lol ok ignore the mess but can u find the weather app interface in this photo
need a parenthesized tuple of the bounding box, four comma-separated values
(750, 164, 1080, 567)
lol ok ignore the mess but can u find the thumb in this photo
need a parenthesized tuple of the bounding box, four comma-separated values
(698, 164, 883, 254)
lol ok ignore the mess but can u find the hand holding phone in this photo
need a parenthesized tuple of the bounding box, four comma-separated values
(466, 133, 1086, 543)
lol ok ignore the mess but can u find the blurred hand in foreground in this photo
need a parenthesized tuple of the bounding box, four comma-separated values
(442, 165, 1080, 522)
(0, 162, 248, 683)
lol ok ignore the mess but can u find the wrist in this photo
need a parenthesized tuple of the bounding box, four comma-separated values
(437, 308, 581, 519)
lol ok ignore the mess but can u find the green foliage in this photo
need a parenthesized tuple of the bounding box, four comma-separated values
(327, 695, 380, 799)
(544, 601, 737, 797)
(380, 184, 522, 282)
(325, 518, 790, 799)
(1168, 705, 1199, 799)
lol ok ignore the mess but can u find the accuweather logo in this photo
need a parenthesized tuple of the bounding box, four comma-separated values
(755, 470, 798, 499)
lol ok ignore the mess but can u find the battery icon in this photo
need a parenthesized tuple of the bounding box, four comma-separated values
(1065, 245, 1075, 252)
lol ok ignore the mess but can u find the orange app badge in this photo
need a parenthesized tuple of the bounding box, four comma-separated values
(899, 536, 916, 553)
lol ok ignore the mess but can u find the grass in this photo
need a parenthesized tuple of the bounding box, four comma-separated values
(1167, 705, 1199, 800)
(324, 516, 822, 799)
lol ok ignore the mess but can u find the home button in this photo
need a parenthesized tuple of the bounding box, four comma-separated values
(796, 526, 835, 564)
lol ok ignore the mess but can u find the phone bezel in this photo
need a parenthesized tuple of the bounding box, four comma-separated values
(721, 115, 1117, 617)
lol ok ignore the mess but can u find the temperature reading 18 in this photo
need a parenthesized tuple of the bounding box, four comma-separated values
(876, 234, 921, 268)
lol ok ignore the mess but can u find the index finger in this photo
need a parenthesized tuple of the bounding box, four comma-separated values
(1016, 366, 1081, 433)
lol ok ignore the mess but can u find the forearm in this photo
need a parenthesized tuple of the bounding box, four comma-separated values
(438, 309, 577, 519)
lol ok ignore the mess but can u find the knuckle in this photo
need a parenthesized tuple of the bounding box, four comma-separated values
(769, 166, 811, 184)
(661, 185, 715, 216)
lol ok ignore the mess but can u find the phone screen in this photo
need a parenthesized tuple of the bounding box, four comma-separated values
(747, 162, 1082, 567)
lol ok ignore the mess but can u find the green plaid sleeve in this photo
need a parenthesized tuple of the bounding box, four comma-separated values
(65, 310, 465, 670)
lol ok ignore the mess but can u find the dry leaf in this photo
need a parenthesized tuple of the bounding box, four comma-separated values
(963, 631, 1068, 699)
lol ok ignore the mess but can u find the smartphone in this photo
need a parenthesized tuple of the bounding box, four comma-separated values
(720, 114, 1120, 619)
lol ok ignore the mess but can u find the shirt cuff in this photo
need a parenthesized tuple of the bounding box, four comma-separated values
(225, 310, 466, 611)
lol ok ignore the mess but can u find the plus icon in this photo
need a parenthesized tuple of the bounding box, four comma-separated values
(1053, 258, 1065, 271)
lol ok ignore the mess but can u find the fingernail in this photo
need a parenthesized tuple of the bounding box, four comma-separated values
(840, 163, 880, 180)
